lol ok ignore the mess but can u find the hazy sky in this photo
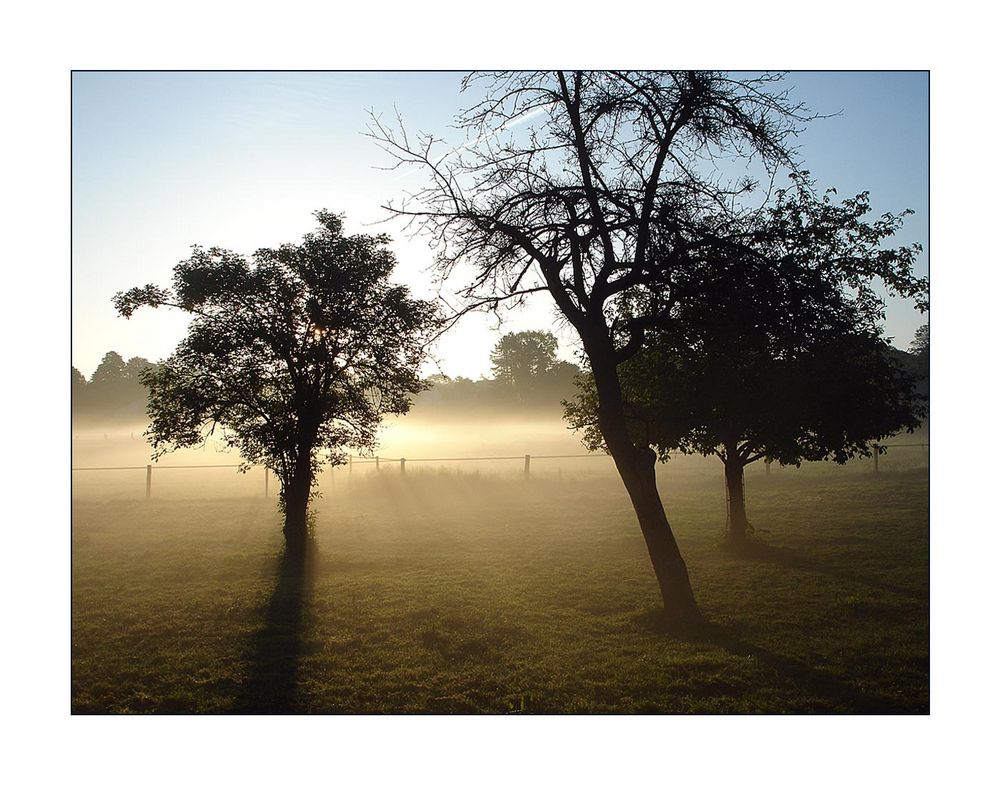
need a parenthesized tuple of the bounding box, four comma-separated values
(72, 71, 929, 379)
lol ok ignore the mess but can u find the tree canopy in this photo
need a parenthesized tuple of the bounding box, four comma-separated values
(565, 179, 928, 540)
(113, 210, 437, 548)
(487, 330, 578, 406)
(490, 330, 558, 386)
(910, 323, 929, 358)
(73, 352, 157, 422)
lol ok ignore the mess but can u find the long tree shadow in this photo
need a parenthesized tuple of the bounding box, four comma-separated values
(230, 544, 316, 713)
(636, 610, 921, 713)
(730, 540, 926, 601)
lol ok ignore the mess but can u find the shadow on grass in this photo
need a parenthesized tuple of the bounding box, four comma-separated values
(634, 609, 918, 713)
(230, 544, 316, 713)
(729, 539, 926, 601)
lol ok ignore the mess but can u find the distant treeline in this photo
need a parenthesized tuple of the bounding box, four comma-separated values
(897, 324, 929, 401)
(73, 351, 158, 423)
(413, 365, 580, 416)
(72, 331, 584, 424)
(72, 328, 926, 425)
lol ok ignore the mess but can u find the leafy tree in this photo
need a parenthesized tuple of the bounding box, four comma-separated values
(910, 324, 929, 357)
(904, 323, 930, 401)
(490, 330, 559, 404)
(72, 366, 88, 414)
(124, 355, 155, 381)
(89, 350, 127, 387)
(87, 351, 137, 414)
(566, 187, 927, 542)
(114, 211, 437, 551)
(74, 352, 158, 420)
(370, 70, 824, 623)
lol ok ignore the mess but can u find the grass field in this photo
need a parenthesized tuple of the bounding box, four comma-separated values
(71, 451, 929, 714)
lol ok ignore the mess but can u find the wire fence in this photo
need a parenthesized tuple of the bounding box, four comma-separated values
(72, 443, 929, 500)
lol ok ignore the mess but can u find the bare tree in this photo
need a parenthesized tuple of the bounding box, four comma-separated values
(368, 71, 814, 624)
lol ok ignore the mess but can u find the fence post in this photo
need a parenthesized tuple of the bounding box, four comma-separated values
(265, 468, 269, 497)
(765, 458, 771, 476)
(400, 458, 406, 476)
(524, 454, 531, 480)
(331, 459, 336, 490)
(874, 445, 880, 475)
(145, 464, 152, 500)
(376, 456, 380, 471)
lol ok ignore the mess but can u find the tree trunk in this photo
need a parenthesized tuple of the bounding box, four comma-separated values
(724, 457, 749, 544)
(282, 451, 313, 553)
(589, 351, 700, 625)
(614, 443, 700, 624)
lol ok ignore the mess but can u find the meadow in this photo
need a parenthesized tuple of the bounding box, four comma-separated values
(72, 420, 929, 714)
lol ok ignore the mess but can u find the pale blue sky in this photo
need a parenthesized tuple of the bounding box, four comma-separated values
(72, 71, 929, 379)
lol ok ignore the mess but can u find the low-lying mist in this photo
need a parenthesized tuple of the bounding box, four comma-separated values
(72, 410, 928, 506)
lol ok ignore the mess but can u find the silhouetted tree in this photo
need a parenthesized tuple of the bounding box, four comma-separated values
(80, 351, 158, 418)
(369, 70, 824, 623)
(72, 366, 88, 415)
(114, 211, 437, 551)
(566, 184, 927, 543)
(910, 324, 929, 357)
(89, 351, 127, 390)
(904, 322, 930, 403)
(490, 330, 558, 404)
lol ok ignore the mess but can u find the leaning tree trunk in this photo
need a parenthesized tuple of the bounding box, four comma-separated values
(723, 457, 750, 545)
(590, 354, 700, 625)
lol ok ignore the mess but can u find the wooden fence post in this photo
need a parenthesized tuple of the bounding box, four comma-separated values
(524, 454, 531, 480)
(400, 458, 406, 475)
(265, 468, 269, 497)
(874, 445, 880, 475)
(375, 456, 380, 471)
(145, 464, 152, 500)
(765, 458, 771, 476)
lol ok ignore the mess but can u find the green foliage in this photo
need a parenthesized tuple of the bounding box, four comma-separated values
(566, 178, 928, 468)
(113, 211, 438, 502)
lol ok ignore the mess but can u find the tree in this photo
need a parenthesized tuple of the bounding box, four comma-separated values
(72, 366, 88, 415)
(910, 324, 929, 358)
(87, 351, 134, 415)
(114, 211, 437, 551)
(490, 330, 559, 404)
(121, 357, 158, 416)
(75, 352, 158, 420)
(89, 350, 127, 388)
(905, 323, 930, 402)
(369, 70, 821, 623)
(565, 185, 927, 543)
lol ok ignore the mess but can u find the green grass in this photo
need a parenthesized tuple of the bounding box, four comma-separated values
(72, 463, 928, 713)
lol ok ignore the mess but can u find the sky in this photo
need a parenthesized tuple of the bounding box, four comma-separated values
(72, 71, 929, 380)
